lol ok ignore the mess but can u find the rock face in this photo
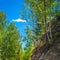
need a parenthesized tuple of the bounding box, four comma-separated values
(39, 40, 60, 60)
(31, 16, 60, 60)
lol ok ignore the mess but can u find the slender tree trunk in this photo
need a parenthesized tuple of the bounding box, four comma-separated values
(44, 0, 46, 25)
(49, 0, 53, 40)
(44, 0, 50, 43)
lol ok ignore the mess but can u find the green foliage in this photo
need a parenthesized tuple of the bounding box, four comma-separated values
(25, 0, 60, 42)
(0, 0, 59, 60)
(22, 48, 33, 60)
(19, 0, 60, 60)
(18, 26, 35, 60)
(0, 11, 35, 60)
(25, 26, 35, 48)
(0, 12, 21, 60)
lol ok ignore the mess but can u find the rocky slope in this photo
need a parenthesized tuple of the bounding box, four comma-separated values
(31, 16, 60, 60)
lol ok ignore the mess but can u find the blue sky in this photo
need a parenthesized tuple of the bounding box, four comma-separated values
(0, 0, 28, 36)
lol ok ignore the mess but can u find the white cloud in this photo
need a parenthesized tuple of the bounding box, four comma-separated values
(12, 18, 26, 22)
